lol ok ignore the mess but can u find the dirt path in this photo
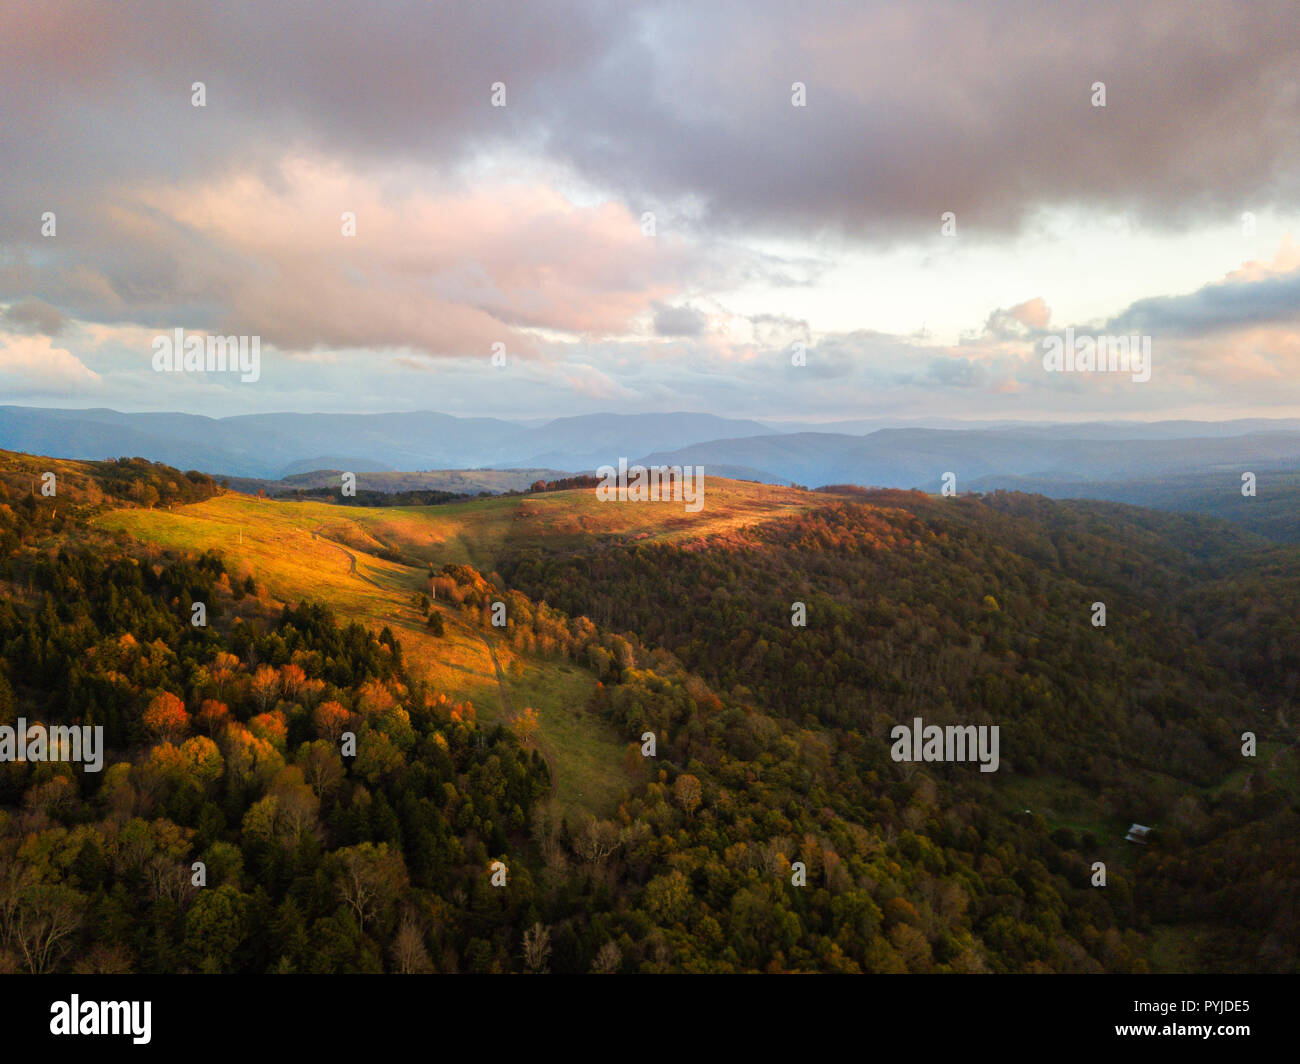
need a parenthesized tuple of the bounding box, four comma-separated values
(311, 526, 380, 587)
(474, 627, 560, 800)
(314, 523, 563, 802)
(476, 631, 514, 717)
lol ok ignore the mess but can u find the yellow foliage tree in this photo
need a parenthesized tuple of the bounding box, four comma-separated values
(510, 707, 540, 747)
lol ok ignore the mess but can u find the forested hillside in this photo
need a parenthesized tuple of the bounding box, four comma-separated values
(496, 489, 1299, 972)
(0, 455, 1295, 972)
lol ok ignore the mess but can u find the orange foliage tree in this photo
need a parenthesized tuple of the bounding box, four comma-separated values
(142, 692, 189, 744)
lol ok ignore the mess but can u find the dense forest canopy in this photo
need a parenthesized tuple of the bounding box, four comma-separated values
(0, 454, 1295, 973)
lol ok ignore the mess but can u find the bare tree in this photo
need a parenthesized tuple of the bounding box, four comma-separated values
(334, 843, 406, 937)
(591, 940, 621, 974)
(300, 740, 344, 800)
(145, 855, 196, 907)
(522, 922, 551, 974)
(0, 860, 30, 948)
(573, 817, 621, 864)
(390, 910, 433, 974)
(13, 885, 82, 973)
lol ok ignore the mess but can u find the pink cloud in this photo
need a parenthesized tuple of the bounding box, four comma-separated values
(119, 159, 697, 357)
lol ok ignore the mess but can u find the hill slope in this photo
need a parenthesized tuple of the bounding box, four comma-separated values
(2, 450, 1296, 974)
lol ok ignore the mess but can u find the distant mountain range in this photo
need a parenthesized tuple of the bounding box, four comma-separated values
(0, 406, 776, 479)
(641, 426, 1300, 490)
(3, 406, 1299, 520)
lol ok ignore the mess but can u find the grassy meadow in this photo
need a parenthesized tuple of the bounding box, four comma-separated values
(96, 478, 818, 818)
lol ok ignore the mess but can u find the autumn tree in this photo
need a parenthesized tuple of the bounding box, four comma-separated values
(298, 676, 326, 708)
(143, 692, 189, 744)
(673, 773, 702, 817)
(209, 651, 241, 700)
(510, 706, 540, 747)
(297, 740, 345, 800)
(278, 663, 307, 701)
(249, 665, 279, 712)
(314, 701, 350, 743)
(195, 699, 230, 736)
(356, 679, 397, 719)
(249, 709, 288, 751)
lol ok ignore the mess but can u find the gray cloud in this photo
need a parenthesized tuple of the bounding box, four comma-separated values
(0, 0, 630, 205)
(1107, 269, 1300, 336)
(925, 356, 991, 389)
(5, 0, 1298, 249)
(2, 298, 67, 336)
(652, 302, 707, 336)
(2, 1, 1299, 421)
(542, 0, 1300, 239)
(750, 313, 812, 350)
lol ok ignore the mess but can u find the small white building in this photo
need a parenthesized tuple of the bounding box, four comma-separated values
(1125, 823, 1152, 844)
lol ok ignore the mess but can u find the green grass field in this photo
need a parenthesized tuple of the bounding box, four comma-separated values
(292, 476, 819, 570)
(96, 479, 816, 818)
(98, 493, 629, 817)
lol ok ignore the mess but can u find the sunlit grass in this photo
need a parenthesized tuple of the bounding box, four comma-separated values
(100, 491, 640, 818)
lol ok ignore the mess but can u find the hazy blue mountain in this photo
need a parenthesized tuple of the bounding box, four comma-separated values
(235, 411, 531, 470)
(761, 417, 1028, 435)
(0, 406, 778, 478)
(636, 427, 1300, 491)
(763, 416, 1300, 439)
(992, 418, 1300, 440)
(276, 456, 399, 476)
(5, 407, 1300, 497)
(496, 412, 775, 470)
(0, 406, 259, 475)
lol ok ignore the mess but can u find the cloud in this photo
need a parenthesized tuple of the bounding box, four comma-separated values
(1, 298, 67, 336)
(0, 1, 633, 204)
(749, 313, 812, 350)
(1, 159, 711, 358)
(652, 303, 708, 337)
(2, 2, 1299, 421)
(556, 362, 638, 401)
(984, 298, 1051, 339)
(926, 355, 993, 389)
(542, 0, 1300, 239)
(0, 333, 101, 392)
(1224, 235, 1300, 283)
(1107, 266, 1300, 337)
(5, 1, 1299, 250)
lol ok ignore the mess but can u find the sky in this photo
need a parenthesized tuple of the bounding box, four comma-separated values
(2, 0, 1300, 423)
